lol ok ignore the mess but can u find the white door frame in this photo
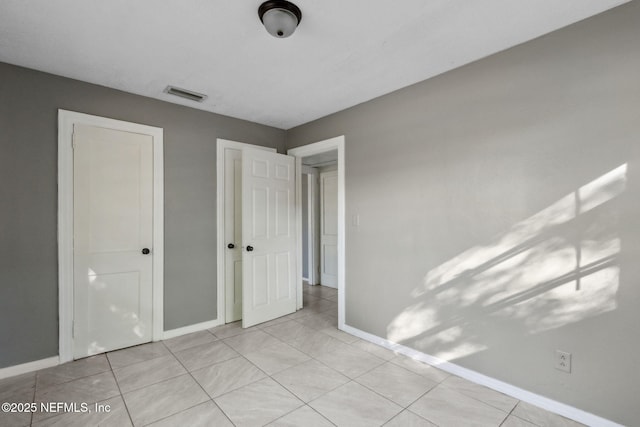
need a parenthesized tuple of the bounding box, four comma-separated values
(301, 165, 318, 285)
(288, 136, 345, 329)
(215, 139, 276, 326)
(58, 109, 164, 363)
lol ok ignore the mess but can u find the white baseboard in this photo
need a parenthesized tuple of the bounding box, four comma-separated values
(0, 356, 59, 380)
(341, 324, 622, 427)
(162, 318, 222, 340)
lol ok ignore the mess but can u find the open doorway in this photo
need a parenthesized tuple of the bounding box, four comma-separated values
(288, 136, 345, 330)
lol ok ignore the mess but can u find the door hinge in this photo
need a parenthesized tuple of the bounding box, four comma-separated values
(72, 320, 75, 338)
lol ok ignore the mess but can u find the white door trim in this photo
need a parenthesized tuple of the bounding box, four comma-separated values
(288, 136, 345, 328)
(58, 109, 164, 363)
(215, 139, 276, 326)
(301, 165, 318, 285)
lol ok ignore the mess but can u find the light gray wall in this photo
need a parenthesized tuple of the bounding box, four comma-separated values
(286, 3, 640, 424)
(302, 173, 309, 279)
(0, 62, 285, 368)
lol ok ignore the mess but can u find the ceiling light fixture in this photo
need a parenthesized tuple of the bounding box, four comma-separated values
(258, 0, 302, 38)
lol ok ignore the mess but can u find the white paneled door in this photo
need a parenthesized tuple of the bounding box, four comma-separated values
(73, 124, 153, 359)
(224, 147, 243, 322)
(241, 149, 297, 327)
(320, 171, 338, 288)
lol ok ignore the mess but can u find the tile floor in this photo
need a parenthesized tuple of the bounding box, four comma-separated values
(0, 285, 584, 427)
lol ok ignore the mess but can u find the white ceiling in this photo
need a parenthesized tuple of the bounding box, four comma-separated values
(0, 0, 627, 129)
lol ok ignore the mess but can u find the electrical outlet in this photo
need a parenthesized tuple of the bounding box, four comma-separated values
(555, 350, 571, 373)
(352, 214, 360, 227)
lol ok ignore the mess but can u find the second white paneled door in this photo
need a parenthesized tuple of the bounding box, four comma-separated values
(320, 170, 338, 288)
(241, 149, 297, 327)
(73, 124, 154, 359)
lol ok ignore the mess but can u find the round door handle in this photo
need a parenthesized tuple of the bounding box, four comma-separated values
(246, 245, 254, 252)
(142, 248, 150, 255)
(227, 243, 235, 249)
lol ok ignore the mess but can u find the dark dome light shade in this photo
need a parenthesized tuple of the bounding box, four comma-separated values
(258, 0, 302, 38)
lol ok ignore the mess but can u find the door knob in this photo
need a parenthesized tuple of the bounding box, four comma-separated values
(246, 245, 254, 252)
(227, 243, 235, 249)
(142, 248, 150, 255)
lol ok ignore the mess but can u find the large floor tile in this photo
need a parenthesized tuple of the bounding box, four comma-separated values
(0, 391, 33, 427)
(147, 401, 233, 427)
(310, 381, 402, 427)
(272, 359, 349, 402)
(214, 378, 303, 427)
(34, 371, 120, 422)
(384, 410, 437, 427)
(408, 385, 508, 427)
(244, 342, 310, 375)
(290, 329, 350, 358)
(263, 320, 317, 343)
(389, 355, 450, 383)
(255, 315, 291, 329)
(191, 356, 266, 398)
(107, 342, 170, 369)
(356, 362, 437, 407)
(0, 372, 36, 401)
(268, 405, 334, 426)
(223, 330, 282, 355)
(36, 355, 110, 388)
(315, 344, 385, 379)
(209, 321, 256, 340)
(318, 327, 359, 344)
(351, 340, 397, 361)
(32, 396, 132, 427)
(122, 374, 208, 426)
(511, 402, 585, 427)
(173, 340, 238, 372)
(163, 330, 218, 353)
(501, 415, 538, 427)
(113, 354, 186, 393)
(441, 375, 518, 413)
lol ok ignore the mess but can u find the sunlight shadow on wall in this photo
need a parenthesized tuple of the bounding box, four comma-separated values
(387, 165, 626, 361)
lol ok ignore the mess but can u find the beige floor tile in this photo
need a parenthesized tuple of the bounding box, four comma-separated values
(310, 381, 402, 427)
(389, 355, 450, 383)
(32, 396, 132, 427)
(512, 401, 585, 427)
(209, 321, 256, 340)
(173, 340, 238, 372)
(268, 405, 334, 426)
(191, 356, 266, 398)
(34, 371, 120, 422)
(107, 342, 170, 369)
(0, 391, 33, 427)
(147, 401, 233, 427)
(272, 359, 349, 402)
(351, 340, 397, 361)
(36, 355, 110, 388)
(290, 329, 350, 358)
(263, 320, 317, 343)
(441, 375, 518, 413)
(502, 415, 539, 427)
(223, 330, 282, 355)
(356, 362, 437, 407)
(244, 342, 310, 375)
(409, 385, 508, 427)
(384, 410, 437, 426)
(315, 344, 385, 379)
(122, 374, 208, 426)
(113, 354, 186, 393)
(318, 327, 359, 344)
(163, 330, 218, 353)
(0, 372, 36, 401)
(214, 378, 303, 427)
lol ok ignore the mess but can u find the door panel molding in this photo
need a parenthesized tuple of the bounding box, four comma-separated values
(58, 109, 164, 363)
(287, 136, 345, 328)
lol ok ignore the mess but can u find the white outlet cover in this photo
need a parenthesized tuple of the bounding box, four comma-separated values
(555, 350, 572, 373)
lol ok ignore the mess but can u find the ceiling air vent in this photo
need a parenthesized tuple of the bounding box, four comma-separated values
(164, 86, 207, 102)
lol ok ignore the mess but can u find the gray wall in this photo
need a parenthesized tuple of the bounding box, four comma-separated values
(286, 3, 640, 425)
(0, 62, 285, 368)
